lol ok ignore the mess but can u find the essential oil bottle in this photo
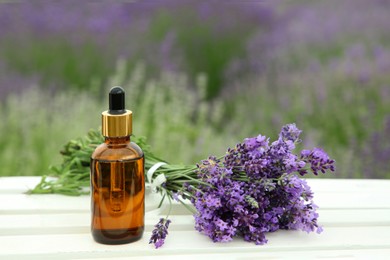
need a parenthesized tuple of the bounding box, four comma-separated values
(91, 86, 145, 244)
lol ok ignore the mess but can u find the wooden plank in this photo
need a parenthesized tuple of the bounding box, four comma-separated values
(0, 177, 42, 193)
(1, 208, 390, 236)
(2, 177, 390, 259)
(1, 226, 390, 257)
(0, 194, 90, 213)
(0, 191, 163, 214)
(80, 249, 390, 260)
(319, 209, 390, 227)
(0, 211, 162, 236)
(2, 188, 389, 215)
(314, 191, 390, 209)
(307, 178, 390, 192)
(3, 249, 390, 260)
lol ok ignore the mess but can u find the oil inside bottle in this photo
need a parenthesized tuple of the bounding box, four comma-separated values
(91, 157, 144, 244)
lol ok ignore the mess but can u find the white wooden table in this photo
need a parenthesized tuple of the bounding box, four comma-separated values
(1, 177, 390, 259)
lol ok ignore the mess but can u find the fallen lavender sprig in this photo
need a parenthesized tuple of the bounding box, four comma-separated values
(149, 123, 335, 248)
(149, 218, 172, 249)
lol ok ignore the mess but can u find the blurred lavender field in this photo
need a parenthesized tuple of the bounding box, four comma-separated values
(0, 0, 389, 178)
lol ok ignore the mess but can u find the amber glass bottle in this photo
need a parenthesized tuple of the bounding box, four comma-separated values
(91, 86, 144, 245)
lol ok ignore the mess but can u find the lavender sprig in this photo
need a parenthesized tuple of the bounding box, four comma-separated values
(149, 123, 334, 248)
(149, 218, 172, 249)
(300, 148, 336, 175)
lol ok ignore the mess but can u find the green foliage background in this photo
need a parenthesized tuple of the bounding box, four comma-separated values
(1, 1, 389, 178)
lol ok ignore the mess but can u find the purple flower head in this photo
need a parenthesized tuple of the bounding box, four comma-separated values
(300, 148, 336, 175)
(279, 123, 302, 144)
(205, 194, 222, 209)
(283, 175, 304, 197)
(189, 123, 332, 245)
(172, 192, 180, 201)
(149, 218, 171, 249)
(282, 153, 300, 173)
(244, 134, 269, 152)
(194, 215, 236, 243)
(316, 225, 324, 234)
(197, 156, 232, 185)
(269, 139, 289, 157)
(301, 149, 311, 157)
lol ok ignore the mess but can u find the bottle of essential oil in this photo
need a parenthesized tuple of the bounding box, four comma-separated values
(91, 86, 144, 244)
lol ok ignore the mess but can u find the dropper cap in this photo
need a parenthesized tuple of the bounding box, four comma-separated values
(102, 86, 132, 137)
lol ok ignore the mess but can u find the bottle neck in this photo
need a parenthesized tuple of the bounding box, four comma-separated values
(104, 136, 130, 145)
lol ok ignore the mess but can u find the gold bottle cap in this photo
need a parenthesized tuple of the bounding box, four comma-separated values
(102, 110, 132, 137)
(101, 86, 132, 137)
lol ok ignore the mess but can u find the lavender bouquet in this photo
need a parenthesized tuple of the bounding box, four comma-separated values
(148, 123, 335, 248)
(31, 123, 334, 248)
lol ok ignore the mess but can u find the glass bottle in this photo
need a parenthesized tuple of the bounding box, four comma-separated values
(91, 86, 144, 244)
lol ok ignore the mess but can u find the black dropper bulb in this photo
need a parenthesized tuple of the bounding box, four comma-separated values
(109, 86, 126, 114)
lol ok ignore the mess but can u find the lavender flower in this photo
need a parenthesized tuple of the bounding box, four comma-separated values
(279, 123, 302, 143)
(300, 148, 336, 175)
(187, 124, 334, 245)
(148, 123, 334, 248)
(149, 218, 171, 249)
